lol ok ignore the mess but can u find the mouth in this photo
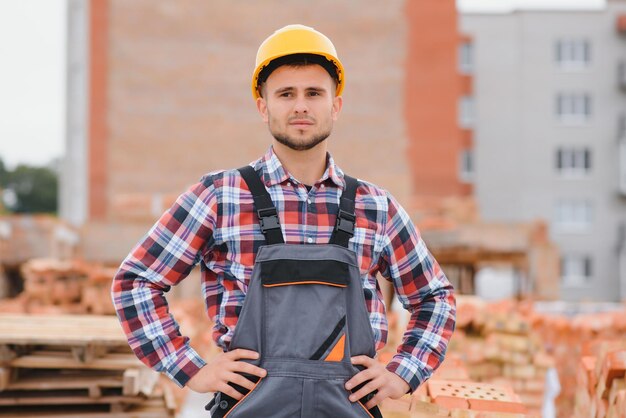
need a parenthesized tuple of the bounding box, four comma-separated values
(289, 119, 314, 127)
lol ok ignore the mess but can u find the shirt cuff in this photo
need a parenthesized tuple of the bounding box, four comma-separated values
(162, 344, 207, 388)
(385, 352, 430, 393)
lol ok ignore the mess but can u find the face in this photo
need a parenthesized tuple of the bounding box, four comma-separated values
(256, 64, 343, 151)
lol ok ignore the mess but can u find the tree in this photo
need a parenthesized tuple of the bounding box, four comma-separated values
(0, 158, 58, 214)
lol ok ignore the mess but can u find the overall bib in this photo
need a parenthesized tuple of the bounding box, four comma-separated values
(206, 166, 384, 418)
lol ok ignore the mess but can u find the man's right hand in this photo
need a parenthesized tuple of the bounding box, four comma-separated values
(186, 349, 267, 400)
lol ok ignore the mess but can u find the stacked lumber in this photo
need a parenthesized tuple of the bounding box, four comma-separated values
(0, 258, 116, 315)
(0, 314, 175, 417)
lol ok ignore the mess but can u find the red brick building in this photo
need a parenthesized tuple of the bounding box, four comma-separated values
(405, 0, 473, 199)
(63, 0, 472, 262)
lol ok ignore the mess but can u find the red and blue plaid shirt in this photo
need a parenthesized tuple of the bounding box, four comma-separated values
(112, 146, 455, 391)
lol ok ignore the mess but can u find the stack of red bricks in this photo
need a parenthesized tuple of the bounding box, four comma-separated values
(574, 341, 626, 418)
(532, 306, 626, 417)
(380, 378, 534, 417)
(375, 298, 539, 417)
(440, 297, 551, 417)
(0, 258, 117, 315)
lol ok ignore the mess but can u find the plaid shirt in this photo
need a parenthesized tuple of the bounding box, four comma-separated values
(112, 146, 455, 391)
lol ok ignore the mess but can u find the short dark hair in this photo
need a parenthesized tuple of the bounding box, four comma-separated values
(257, 53, 340, 98)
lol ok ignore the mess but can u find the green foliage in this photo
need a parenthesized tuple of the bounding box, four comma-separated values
(0, 156, 58, 214)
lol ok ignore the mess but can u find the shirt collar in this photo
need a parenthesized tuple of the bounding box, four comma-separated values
(256, 146, 345, 189)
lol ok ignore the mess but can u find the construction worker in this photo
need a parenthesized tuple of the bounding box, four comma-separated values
(112, 24, 456, 417)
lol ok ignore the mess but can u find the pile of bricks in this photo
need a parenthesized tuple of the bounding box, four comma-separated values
(531, 305, 626, 417)
(574, 342, 626, 418)
(0, 313, 175, 417)
(0, 258, 117, 315)
(442, 297, 552, 417)
(379, 378, 534, 417)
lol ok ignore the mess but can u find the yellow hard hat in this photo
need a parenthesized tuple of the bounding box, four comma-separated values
(252, 24, 345, 100)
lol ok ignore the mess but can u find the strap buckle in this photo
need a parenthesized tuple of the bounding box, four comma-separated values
(335, 209, 356, 236)
(258, 207, 281, 233)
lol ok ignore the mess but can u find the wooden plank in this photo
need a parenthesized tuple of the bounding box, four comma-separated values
(0, 411, 172, 418)
(161, 384, 176, 412)
(0, 386, 174, 418)
(71, 344, 110, 363)
(0, 389, 146, 406)
(6, 371, 123, 392)
(0, 389, 173, 417)
(0, 404, 172, 418)
(0, 346, 15, 364)
(0, 369, 10, 392)
(9, 352, 143, 371)
(0, 314, 128, 347)
(122, 368, 159, 397)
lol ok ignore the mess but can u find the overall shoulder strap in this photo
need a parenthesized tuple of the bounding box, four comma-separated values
(237, 165, 285, 245)
(329, 174, 358, 248)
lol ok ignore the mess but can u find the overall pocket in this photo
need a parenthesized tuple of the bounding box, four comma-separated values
(312, 378, 379, 418)
(260, 258, 349, 360)
(221, 375, 302, 418)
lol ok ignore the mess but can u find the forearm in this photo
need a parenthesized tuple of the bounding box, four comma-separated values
(385, 281, 456, 392)
(379, 191, 457, 392)
(112, 261, 206, 387)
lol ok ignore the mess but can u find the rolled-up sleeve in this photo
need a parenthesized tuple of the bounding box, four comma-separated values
(378, 193, 456, 392)
(111, 175, 217, 387)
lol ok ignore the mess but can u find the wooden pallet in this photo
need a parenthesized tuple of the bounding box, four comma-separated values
(0, 384, 175, 417)
(6, 350, 143, 371)
(0, 367, 158, 397)
(0, 314, 129, 347)
(0, 314, 173, 417)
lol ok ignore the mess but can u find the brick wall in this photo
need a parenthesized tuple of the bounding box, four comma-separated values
(405, 0, 472, 197)
(101, 0, 410, 224)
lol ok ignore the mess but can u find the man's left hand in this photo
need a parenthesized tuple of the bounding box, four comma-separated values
(344, 355, 410, 409)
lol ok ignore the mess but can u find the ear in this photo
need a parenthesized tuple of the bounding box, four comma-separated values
(331, 95, 343, 121)
(256, 96, 269, 123)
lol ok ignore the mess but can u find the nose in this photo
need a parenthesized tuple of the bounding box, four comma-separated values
(293, 95, 308, 114)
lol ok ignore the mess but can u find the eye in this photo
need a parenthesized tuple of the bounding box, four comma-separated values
(279, 91, 292, 98)
(308, 91, 320, 97)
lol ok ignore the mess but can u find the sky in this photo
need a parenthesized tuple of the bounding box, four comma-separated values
(0, 0, 608, 169)
(0, 0, 66, 170)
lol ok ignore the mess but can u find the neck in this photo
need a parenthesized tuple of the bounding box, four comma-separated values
(271, 141, 328, 186)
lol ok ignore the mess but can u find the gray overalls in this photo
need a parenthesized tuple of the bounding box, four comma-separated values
(206, 166, 383, 418)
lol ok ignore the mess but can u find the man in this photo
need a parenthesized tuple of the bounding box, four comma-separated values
(112, 24, 455, 417)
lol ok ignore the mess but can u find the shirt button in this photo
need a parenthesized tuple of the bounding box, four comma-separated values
(320, 184, 325, 188)
(307, 198, 312, 204)
(307, 237, 313, 244)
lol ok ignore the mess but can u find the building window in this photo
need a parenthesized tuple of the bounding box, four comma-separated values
(459, 149, 474, 183)
(561, 254, 593, 287)
(459, 96, 475, 128)
(459, 42, 473, 74)
(556, 147, 591, 177)
(555, 199, 593, 232)
(555, 39, 591, 69)
(556, 93, 591, 124)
